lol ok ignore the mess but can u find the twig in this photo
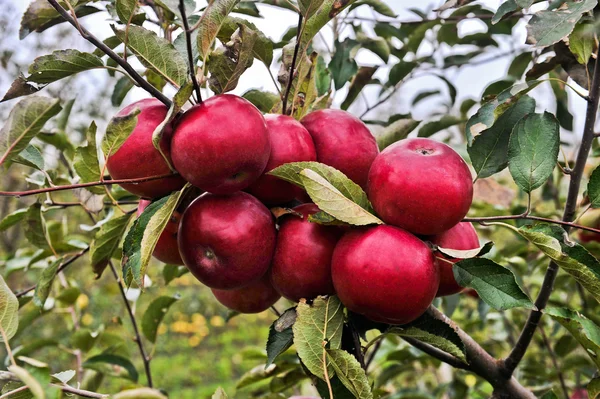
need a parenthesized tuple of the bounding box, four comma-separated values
(45, 0, 171, 107)
(47, 200, 140, 208)
(344, 12, 526, 24)
(107, 261, 153, 388)
(0, 385, 29, 399)
(539, 327, 569, 399)
(270, 306, 281, 317)
(364, 339, 382, 370)
(0, 172, 178, 198)
(179, 0, 202, 103)
(282, 13, 303, 115)
(463, 214, 600, 235)
(0, 371, 108, 398)
(502, 44, 600, 377)
(14, 247, 90, 298)
(403, 337, 469, 370)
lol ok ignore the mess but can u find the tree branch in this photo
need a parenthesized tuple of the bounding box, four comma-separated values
(0, 173, 178, 198)
(179, 0, 202, 103)
(502, 44, 600, 377)
(45, 0, 172, 107)
(464, 214, 600, 235)
(282, 13, 303, 116)
(0, 371, 108, 398)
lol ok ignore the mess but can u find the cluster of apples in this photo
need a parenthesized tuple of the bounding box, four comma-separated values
(107, 94, 477, 325)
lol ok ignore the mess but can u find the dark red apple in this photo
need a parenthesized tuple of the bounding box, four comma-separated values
(171, 94, 270, 194)
(212, 274, 280, 314)
(105, 98, 185, 198)
(300, 109, 378, 189)
(428, 222, 479, 297)
(178, 192, 276, 289)
(270, 204, 341, 302)
(571, 389, 587, 399)
(332, 225, 439, 325)
(137, 200, 183, 265)
(368, 138, 473, 235)
(246, 114, 317, 205)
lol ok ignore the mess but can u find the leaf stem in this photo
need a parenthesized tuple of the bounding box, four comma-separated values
(282, 13, 303, 115)
(0, 326, 16, 366)
(179, 0, 202, 103)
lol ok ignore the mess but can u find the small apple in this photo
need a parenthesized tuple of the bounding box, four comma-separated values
(578, 208, 600, 243)
(427, 222, 479, 297)
(171, 94, 270, 194)
(178, 192, 276, 289)
(570, 389, 587, 399)
(137, 200, 183, 266)
(270, 204, 341, 302)
(212, 274, 280, 314)
(368, 138, 473, 235)
(105, 98, 185, 198)
(247, 114, 317, 205)
(332, 225, 439, 325)
(301, 109, 379, 189)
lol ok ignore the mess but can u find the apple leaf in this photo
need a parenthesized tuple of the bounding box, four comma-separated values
(0, 96, 61, 167)
(74, 121, 104, 194)
(196, 0, 241, 62)
(418, 115, 464, 138)
(24, 203, 53, 252)
(83, 354, 138, 382)
(217, 17, 274, 67)
(90, 213, 133, 279)
(101, 106, 140, 159)
(113, 388, 168, 399)
(569, 21, 594, 65)
(376, 118, 420, 150)
(507, 112, 559, 193)
(112, 25, 189, 86)
(436, 241, 494, 260)
(349, 0, 396, 17)
(329, 39, 358, 90)
(588, 377, 600, 399)
(116, 0, 138, 24)
(266, 307, 297, 367)
(0, 275, 19, 342)
(142, 295, 180, 343)
(326, 349, 373, 399)
(20, 0, 100, 39)
(211, 388, 228, 399)
(33, 257, 63, 308)
(122, 186, 188, 288)
(492, 0, 517, 24)
(13, 144, 45, 171)
(26, 49, 103, 84)
(293, 296, 344, 380)
(453, 258, 534, 310)
(341, 66, 378, 111)
(0, 209, 27, 232)
(300, 169, 383, 226)
(163, 265, 189, 285)
(468, 95, 535, 179)
(588, 166, 600, 208)
(242, 89, 280, 113)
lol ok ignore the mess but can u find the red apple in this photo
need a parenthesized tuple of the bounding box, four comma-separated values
(246, 114, 317, 205)
(212, 274, 280, 314)
(427, 222, 479, 297)
(270, 204, 341, 302)
(368, 138, 473, 235)
(300, 109, 378, 189)
(571, 389, 587, 399)
(178, 192, 276, 289)
(137, 200, 183, 265)
(578, 208, 600, 243)
(171, 94, 270, 194)
(332, 225, 439, 325)
(105, 99, 185, 198)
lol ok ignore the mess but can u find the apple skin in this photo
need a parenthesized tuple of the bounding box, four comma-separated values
(332, 225, 439, 325)
(367, 138, 473, 235)
(171, 94, 270, 195)
(177, 192, 276, 289)
(105, 99, 186, 198)
(270, 204, 342, 302)
(300, 109, 378, 189)
(427, 222, 479, 297)
(246, 114, 317, 205)
(212, 274, 280, 314)
(137, 200, 183, 265)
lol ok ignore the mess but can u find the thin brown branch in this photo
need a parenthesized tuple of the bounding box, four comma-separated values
(0, 173, 178, 198)
(179, 0, 202, 103)
(464, 214, 600, 235)
(540, 327, 569, 399)
(344, 12, 526, 24)
(502, 43, 600, 377)
(282, 13, 303, 115)
(0, 371, 108, 398)
(45, 0, 172, 107)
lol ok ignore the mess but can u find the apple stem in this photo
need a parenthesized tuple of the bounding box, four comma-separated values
(179, 0, 202, 104)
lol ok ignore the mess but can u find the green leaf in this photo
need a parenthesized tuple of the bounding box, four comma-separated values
(356, 34, 389, 63)
(212, 388, 228, 399)
(315, 55, 332, 97)
(20, 0, 100, 39)
(33, 258, 63, 308)
(0, 275, 19, 342)
(349, 0, 396, 17)
(152, 83, 193, 161)
(71, 329, 98, 352)
(142, 295, 180, 343)
(507, 112, 559, 193)
(418, 115, 464, 138)
(24, 203, 53, 252)
(112, 76, 135, 107)
(330, 39, 358, 90)
(589, 377, 600, 399)
(74, 121, 103, 193)
(122, 188, 187, 287)
(341, 66, 377, 111)
(387, 62, 416, 87)
(589, 166, 600, 208)
(453, 258, 534, 310)
(406, 20, 438, 53)
(83, 354, 139, 382)
(266, 308, 297, 367)
(26, 49, 103, 84)
(0, 96, 61, 167)
(468, 95, 535, 179)
(526, 0, 597, 47)
(154, 0, 195, 21)
(113, 25, 189, 86)
(113, 388, 168, 399)
(13, 144, 45, 171)
(196, 0, 241, 62)
(493, 0, 517, 24)
(376, 118, 420, 150)
(116, 0, 138, 24)
(208, 24, 257, 94)
(101, 106, 141, 159)
(162, 264, 188, 285)
(218, 17, 273, 67)
(546, 307, 600, 368)
(437, 241, 494, 259)
(90, 213, 133, 278)
(293, 296, 344, 380)
(242, 90, 280, 113)
(326, 349, 373, 399)
(8, 365, 45, 399)
(300, 169, 383, 226)
(388, 311, 467, 362)
(569, 21, 594, 65)
(0, 209, 27, 232)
